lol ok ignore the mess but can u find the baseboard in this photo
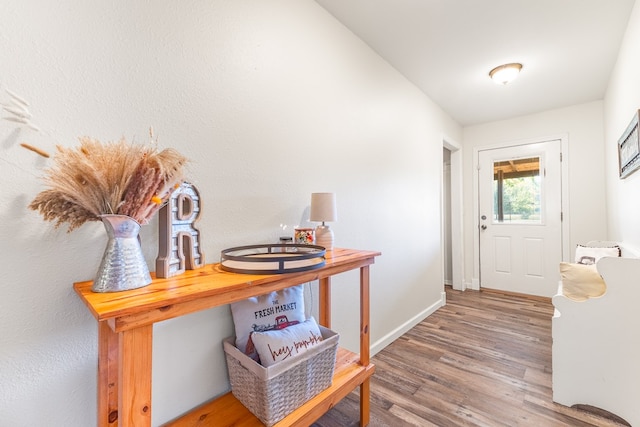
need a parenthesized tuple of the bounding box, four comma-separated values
(453, 281, 466, 291)
(470, 278, 480, 290)
(370, 292, 446, 356)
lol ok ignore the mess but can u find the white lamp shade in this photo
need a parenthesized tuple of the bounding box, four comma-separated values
(310, 193, 337, 222)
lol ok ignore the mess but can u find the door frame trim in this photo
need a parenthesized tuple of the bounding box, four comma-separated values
(442, 135, 464, 291)
(472, 134, 570, 290)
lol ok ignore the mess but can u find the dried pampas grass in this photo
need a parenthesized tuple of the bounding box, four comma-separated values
(29, 135, 188, 231)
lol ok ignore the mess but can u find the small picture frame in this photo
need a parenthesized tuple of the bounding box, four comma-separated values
(618, 110, 640, 179)
(294, 228, 314, 244)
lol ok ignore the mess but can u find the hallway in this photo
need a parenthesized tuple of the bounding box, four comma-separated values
(314, 288, 628, 426)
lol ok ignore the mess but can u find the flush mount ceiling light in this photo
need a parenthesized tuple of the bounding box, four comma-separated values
(489, 63, 523, 85)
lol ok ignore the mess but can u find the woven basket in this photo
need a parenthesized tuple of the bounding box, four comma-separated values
(223, 326, 339, 426)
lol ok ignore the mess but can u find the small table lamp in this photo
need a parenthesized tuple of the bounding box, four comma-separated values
(310, 192, 337, 250)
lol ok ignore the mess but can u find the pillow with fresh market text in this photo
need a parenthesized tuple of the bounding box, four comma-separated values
(230, 285, 305, 361)
(251, 317, 323, 367)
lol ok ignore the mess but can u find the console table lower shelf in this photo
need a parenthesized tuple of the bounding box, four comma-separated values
(164, 348, 375, 426)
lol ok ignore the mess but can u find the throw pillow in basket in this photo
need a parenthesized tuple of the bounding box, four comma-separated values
(251, 317, 323, 367)
(230, 285, 306, 360)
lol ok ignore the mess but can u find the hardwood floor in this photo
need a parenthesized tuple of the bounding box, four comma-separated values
(313, 287, 629, 427)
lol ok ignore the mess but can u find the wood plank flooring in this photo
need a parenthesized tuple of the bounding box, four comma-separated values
(313, 287, 629, 427)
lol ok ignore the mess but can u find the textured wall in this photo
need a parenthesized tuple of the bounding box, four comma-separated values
(0, 1, 460, 425)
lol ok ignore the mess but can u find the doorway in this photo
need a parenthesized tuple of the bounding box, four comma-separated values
(474, 137, 568, 297)
(443, 148, 453, 286)
(442, 137, 463, 291)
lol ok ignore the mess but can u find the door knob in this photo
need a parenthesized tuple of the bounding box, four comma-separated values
(481, 225, 487, 230)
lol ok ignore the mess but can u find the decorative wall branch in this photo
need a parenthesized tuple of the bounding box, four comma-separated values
(1, 88, 40, 131)
(19, 142, 50, 158)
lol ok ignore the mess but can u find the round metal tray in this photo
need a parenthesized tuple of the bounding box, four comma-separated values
(219, 244, 326, 274)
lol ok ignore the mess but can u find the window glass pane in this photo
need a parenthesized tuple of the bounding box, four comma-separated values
(492, 157, 541, 224)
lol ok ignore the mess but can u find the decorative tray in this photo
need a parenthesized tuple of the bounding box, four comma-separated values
(219, 244, 326, 274)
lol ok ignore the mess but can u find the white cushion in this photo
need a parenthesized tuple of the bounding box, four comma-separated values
(574, 244, 620, 265)
(250, 317, 323, 367)
(559, 262, 606, 301)
(230, 285, 305, 360)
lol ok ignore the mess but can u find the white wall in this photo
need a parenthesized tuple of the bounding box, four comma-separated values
(0, 1, 461, 425)
(461, 101, 607, 286)
(605, 1, 640, 251)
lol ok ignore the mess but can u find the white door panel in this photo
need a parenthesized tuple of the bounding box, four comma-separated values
(478, 140, 562, 297)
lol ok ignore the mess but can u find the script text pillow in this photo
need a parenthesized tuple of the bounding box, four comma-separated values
(559, 262, 606, 301)
(251, 317, 323, 367)
(230, 285, 305, 360)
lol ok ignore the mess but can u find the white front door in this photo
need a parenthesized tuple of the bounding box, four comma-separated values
(478, 140, 562, 297)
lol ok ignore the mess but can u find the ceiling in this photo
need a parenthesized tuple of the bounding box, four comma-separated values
(315, 0, 636, 126)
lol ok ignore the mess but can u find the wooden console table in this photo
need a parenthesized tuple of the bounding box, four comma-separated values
(74, 248, 380, 426)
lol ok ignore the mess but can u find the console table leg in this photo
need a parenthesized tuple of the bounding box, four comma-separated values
(360, 266, 370, 365)
(119, 325, 153, 426)
(98, 322, 119, 427)
(319, 277, 331, 328)
(360, 265, 371, 426)
(360, 379, 371, 426)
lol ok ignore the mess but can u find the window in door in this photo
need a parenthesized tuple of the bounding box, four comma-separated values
(492, 157, 541, 224)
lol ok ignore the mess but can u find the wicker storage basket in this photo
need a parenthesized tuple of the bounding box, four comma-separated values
(223, 326, 339, 426)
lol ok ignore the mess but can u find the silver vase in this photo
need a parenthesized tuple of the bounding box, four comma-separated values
(92, 214, 152, 293)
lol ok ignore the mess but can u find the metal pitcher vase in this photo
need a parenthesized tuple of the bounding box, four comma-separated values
(92, 214, 152, 293)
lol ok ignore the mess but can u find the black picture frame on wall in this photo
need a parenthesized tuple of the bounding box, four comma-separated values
(618, 109, 640, 179)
